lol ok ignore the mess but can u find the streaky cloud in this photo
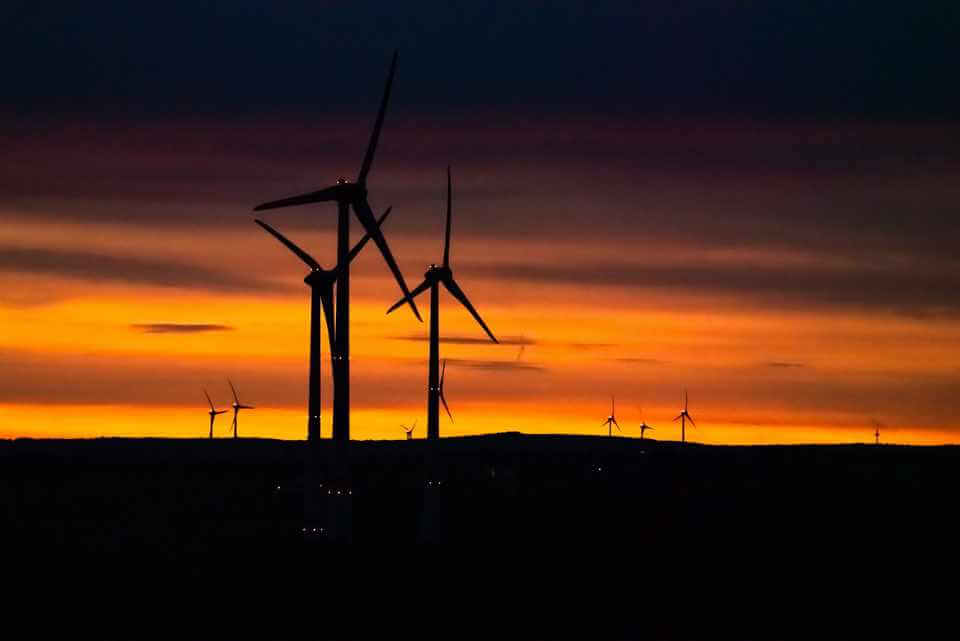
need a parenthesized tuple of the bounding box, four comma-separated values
(0, 245, 287, 293)
(390, 334, 535, 346)
(444, 358, 546, 372)
(461, 260, 960, 317)
(131, 323, 234, 334)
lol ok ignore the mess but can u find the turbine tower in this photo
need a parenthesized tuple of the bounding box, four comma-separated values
(253, 50, 421, 443)
(673, 390, 696, 444)
(387, 167, 498, 439)
(204, 389, 227, 439)
(400, 419, 417, 440)
(255, 208, 392, 441)
(602, 396, 621, 437)
(228, 379, 255, 439)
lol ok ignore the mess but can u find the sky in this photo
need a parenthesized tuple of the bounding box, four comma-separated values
(2, 1, 958, 443)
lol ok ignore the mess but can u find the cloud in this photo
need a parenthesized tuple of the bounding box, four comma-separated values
(461, 260, 960, 317)
(390, 334, 536, 346)
(614, 358, 665, 365)
(0, 245, 287, 293)
(765, 361, 806, 369)
(444, 358, 546, 372)
(131, 323, 234, 334)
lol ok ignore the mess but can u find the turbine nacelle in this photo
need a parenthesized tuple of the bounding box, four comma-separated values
(304, 268, 337, 288)
(425, 264, 451, 282)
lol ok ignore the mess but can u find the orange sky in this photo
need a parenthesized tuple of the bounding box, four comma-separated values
(2, 119, 959, 443)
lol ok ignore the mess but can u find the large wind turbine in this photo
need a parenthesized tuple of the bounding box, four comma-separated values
(602, 396, 621, 437)
(253, 50, 420, 442)
(204, 389, 227, 439)
(673, 390, 696, 444)
(387, 168, 498, 439)
(228, 379, 255, 439)
(254, 208, 391, 441)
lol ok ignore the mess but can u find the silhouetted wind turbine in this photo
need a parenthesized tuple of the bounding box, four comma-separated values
(228, 379, 255, 439)
(204, 389, 227, 439)
(873, 419, 883, 445)
(673, 390, 695, 444)
(387, 168, 498, 439)
(255, 208, 391, 441)
(602, 396, 621, 437)
(253, 50, 420, 442)
(638, 411, 655, 441)
(400, 419, 417, 440)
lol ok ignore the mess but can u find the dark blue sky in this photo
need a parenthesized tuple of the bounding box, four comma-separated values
(3, 1, 957, 119)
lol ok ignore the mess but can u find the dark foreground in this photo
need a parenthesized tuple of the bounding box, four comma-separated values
(2, 433, 950, 637)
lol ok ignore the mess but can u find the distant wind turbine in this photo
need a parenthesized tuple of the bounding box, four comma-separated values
(602, 396, 621, 437)
(638, 410, 655, 441)
(253, 50, 420, 443)
(255, 208, 391, 441)
(228, 379, 255, 439)
(387, 167, 497, 439)
(673, 390, 695, 444)
(873, 419, 884, 445)
(204, 389, 227, 439)
(400, 419, 417, 440)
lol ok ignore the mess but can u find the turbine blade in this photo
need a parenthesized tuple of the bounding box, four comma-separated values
(320, 290, 337, 358)
(614, 420, 621, 432)
(357, 50, 398, 185)
(442, 276, 497, 343)
(685, 389, 688, 412)
(254, 219, 321, 270)
(673, 414, 682, 422)
(687, 414, 696, 427)
(228, 379, 239, 404)
(440, 390, 453, 423)
(253, 187, 339, 211)
(353, 197, 422, 321)
(344, 206, 392, 266)
(443, 166, 452, 268)
(386, 277, 431, 314)
(204, 389, 215, 411)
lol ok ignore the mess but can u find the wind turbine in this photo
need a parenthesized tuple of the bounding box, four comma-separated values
(228, 379, 255, 439)
(873, 419, 883, 445)
(400, 419, 417, 440)
(387, 168, 498, 439)
(638, 411, 655, 441)
(255, 208, 392, 442)
(253, 50, 420, 443)
(204, 389, 227, 439)
(602, 396, 621, 437)
(673, 390, 696, 444)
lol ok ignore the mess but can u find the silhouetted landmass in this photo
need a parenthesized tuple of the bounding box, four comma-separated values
(3, 433, 954, 547)
(2, 433, 949, 638)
